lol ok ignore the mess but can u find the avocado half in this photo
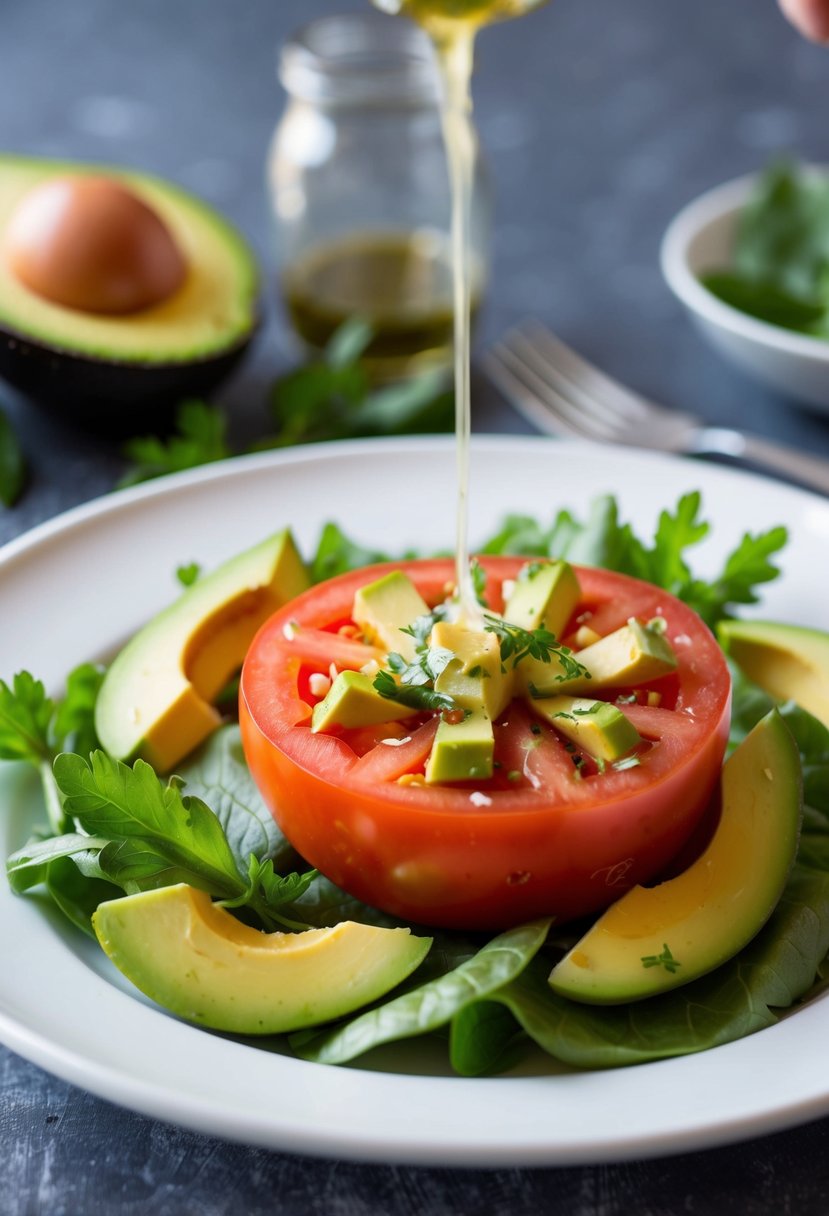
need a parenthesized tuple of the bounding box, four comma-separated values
(0, 154, 259, 426)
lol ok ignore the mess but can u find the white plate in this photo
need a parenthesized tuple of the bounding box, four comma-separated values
(2, 435, 829, 1168)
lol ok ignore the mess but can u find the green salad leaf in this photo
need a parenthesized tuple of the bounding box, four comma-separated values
(477, 491, 786, 630)
(119, 320, 453, 489)
(701, 160, 829, 339)
(0, 406, 26, 508)
(6, 747, 317, 935)
(174, 725, 300, 876)
(492, 866, 829, 1069)
(119, 400, 232, 488)
(0, 665, 104, 834)
(6, 488, 829, 1077)
(291, 920, 551, 1065)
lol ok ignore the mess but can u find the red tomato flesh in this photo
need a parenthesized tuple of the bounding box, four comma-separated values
(239, 558, 731, 930)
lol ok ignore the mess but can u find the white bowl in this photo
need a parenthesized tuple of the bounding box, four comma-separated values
(660, 172, 829, 412)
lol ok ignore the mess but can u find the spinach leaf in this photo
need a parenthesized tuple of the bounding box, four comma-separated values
(699, 161, 829, 339)
(45, 856, 122, 939)
(493, 866, 829, 1069)
(291, 919, 550, 1065)
(449, 1000, 524, 1077)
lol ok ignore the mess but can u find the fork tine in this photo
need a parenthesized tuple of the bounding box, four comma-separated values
(517, 319, 661, 422)
(483, 343, 615, 441)
(501, 328, 628, 431)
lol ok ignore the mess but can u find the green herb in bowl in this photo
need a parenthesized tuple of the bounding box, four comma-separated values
(701, 161, 829, 339)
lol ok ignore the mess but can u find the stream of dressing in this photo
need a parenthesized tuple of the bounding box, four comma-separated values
(373, 1, 547, 624)
(434, 29, 480, 625)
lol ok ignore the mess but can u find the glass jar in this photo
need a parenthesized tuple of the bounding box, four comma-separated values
(268, 12, 490, 381)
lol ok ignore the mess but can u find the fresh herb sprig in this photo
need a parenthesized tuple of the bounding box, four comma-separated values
(373, 670, 455, 713)
(7, 750, 316, 935)
(480, 491, 787, 630)
(701, 160, 829, 340)
(483, 614, 590, 681)
(0, 666, 104, 834)
(119, 400, 232, 488)
(120, 319, 453, 489)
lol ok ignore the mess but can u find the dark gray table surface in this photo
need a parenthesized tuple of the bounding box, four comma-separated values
(3, 0, 829, 1211)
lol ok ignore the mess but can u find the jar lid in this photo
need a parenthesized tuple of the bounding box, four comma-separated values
(279, 13, 440, 108)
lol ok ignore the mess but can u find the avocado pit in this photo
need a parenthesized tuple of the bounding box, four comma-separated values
(4, 175, 187, 315)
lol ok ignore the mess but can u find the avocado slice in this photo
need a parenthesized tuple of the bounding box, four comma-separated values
(352, 570, 429, 664)
(719, 619, 829, 730)
(431, 619, 512, 721)
(312, 670, 416, 732)
(93, 884, 431, 1035)
(503, 560, 580, 638)
(0, 154, 258, 424)
(95, 529, 309, 772)
(548, 710, 802, 1004)
(425, 705, 494, 784)
(522, 618, 678, 697)
(532, 695, 641, 762)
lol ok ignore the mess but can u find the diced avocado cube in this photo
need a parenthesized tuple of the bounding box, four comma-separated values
(431, 620, 513, 720)
(575, 619, 678, 688)
(352, 571, 429, 663)
(521, 617, 677, 697)
(503, 560, 581, 638)
(312, 671, 415, 733)
(425, 707, 494, 784)
(531, 695, 641, 762)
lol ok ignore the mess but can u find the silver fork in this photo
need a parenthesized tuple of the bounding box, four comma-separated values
(483, 320, 829, 496)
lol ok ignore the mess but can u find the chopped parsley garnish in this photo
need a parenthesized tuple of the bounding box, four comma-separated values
(400, 608, 449, 649)
(470, 558, 488, 604)
(386, 645, 454, 689)
(373, 670, 455, 712)
(483, 615, 591, 681)
(641, 943, 681, 973)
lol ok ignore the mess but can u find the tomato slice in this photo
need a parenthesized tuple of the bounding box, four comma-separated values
(240, 558, 731, 930)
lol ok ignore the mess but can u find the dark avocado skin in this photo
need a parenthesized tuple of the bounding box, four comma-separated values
(0, 319, 257, 433)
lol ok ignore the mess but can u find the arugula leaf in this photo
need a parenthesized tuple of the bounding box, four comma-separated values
(310, 522, 392, 584)
(119, 401, 232, 488)
(174, 725, 299, 874)
(220, 856, 317, 930)
(53, 663, 104, 758)
(33, 750, 317, 932)
(53, 751, 246, 896)
(0, 672, 53, 764)
(480, 493, 787, 630)
(683, 525, 789, 624)
(0, 406, 26, 508)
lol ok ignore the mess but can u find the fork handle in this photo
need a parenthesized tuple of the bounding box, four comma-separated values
(696, 427, 829, 496)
